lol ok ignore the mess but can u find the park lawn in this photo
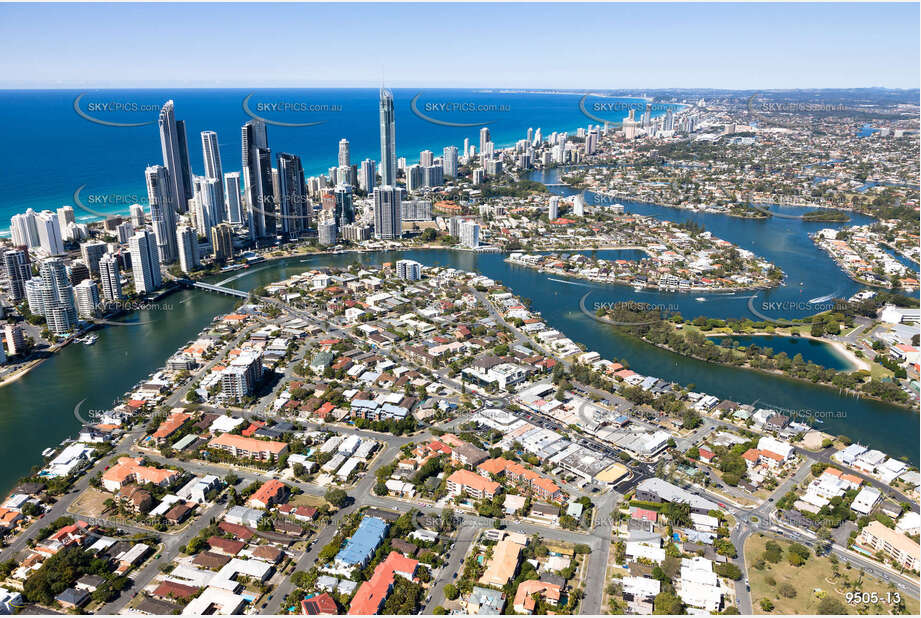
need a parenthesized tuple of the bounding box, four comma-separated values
(744, 534, 918, 615)
(869, 362, 894, 380)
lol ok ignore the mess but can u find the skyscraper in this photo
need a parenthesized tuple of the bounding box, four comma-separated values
(242, 119, 275, 240)
(2, 248, 31, 303)
(57, 205, 75, 230)
(379, 88, 396, 186)
(37, 258, 77, 334)
(4, 324, 26, 357)
(74, 279, 100, 319)
(317, 218, 337, 246)
(201, 130, 226, 222)
(460, 220, 480, 249)
(373, 185, 401, 240)
(211, 223, 233, 261)
(420, 150, 434, 167)
(572, 194, 585, 217)
(130, 203, 146, 228)
(145, 165, 178, 263)
(10, 209, 40, 248)
(129, 230, 162, 294)
(116, 221, 134, 244)
(193, 176, 223, 236)
(396, 259, 422, 281)
(423, 165, 443, 188)
(338, 138, 351, 167)
(80, 240, 108, 276)
(34, 211, 65, 256)
(224, 172, 243, 224)
(479, 127, 491, 156)
(98, 253, 124, 301)
(334, 185, 354, 228)
(443, 146, 458, 178)
(158, 100, 193, 214)
(359, 159, 376, 193)
(176, 225, 200, 274)
(277, 152, 309, 236)
(405, 164, 423, 193)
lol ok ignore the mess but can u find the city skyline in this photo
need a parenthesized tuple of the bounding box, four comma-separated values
(0, 2, 917, 89)
(0, 4, 917, 616)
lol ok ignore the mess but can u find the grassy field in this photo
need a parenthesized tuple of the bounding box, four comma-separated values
(744, 533, 918, 615)
(69, 487, 111, 518)
(290, 493, 327, 508)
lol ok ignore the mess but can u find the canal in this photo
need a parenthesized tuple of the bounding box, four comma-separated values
(1, 200, 918, 495)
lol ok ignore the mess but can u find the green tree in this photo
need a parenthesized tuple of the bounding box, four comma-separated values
(653, 590, 684, 615)
(324, 488, 348, 507)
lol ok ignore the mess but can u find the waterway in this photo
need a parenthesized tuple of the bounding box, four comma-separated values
(2, 168, 918, 498)
(705, 334, 853, 371)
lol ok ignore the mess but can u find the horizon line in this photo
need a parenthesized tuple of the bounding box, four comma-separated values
(1, 85, 919, 92)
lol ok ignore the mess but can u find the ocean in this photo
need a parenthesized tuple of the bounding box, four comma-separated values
(0, 88, 671, 233)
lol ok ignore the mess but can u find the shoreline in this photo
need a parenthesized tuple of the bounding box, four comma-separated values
(637, 332, 910, 410)
(505, 255, 779, 294)
(703, 330, 870, 373)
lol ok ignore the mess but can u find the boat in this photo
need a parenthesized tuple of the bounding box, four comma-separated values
(695, 297, 706, 302)
(77, 334, 98, 345)
(633, 284, 644, 291)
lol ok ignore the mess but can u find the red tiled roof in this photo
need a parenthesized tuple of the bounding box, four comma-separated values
(153, 581, 199, 600)
(208, 536, 245, 555)
(218, 521, 255, 540)
(348, 552, 418, 615)
(302, 592, 338, 615)
(248, 479, 287, 507)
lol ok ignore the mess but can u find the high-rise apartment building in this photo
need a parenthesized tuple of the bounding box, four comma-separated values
(129, 230, 162, 294)
(379, 89, 396, 186)
(373, 185, 401, 240)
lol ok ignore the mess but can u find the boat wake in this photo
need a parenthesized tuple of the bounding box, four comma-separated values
(808, 291, 839, 304)
(547, 277, 593, 287)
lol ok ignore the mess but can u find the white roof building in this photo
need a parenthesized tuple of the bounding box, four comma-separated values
(896, 511, 921, 536)
(209, 415, 246, 434)
(182, 586, 246, 615)
(622, 576, 660, 599)
(757, 436, 793, 460)
(677, 557, 723, 612)
(626, 538, 665, 564)
(851, 486, 881, 516)
(45, 443, 94, 477)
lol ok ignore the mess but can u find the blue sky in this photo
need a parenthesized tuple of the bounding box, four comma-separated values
(1, 2, 918, 89)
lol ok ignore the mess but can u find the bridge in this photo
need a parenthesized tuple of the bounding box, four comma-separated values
(179, 279, 250, 298)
